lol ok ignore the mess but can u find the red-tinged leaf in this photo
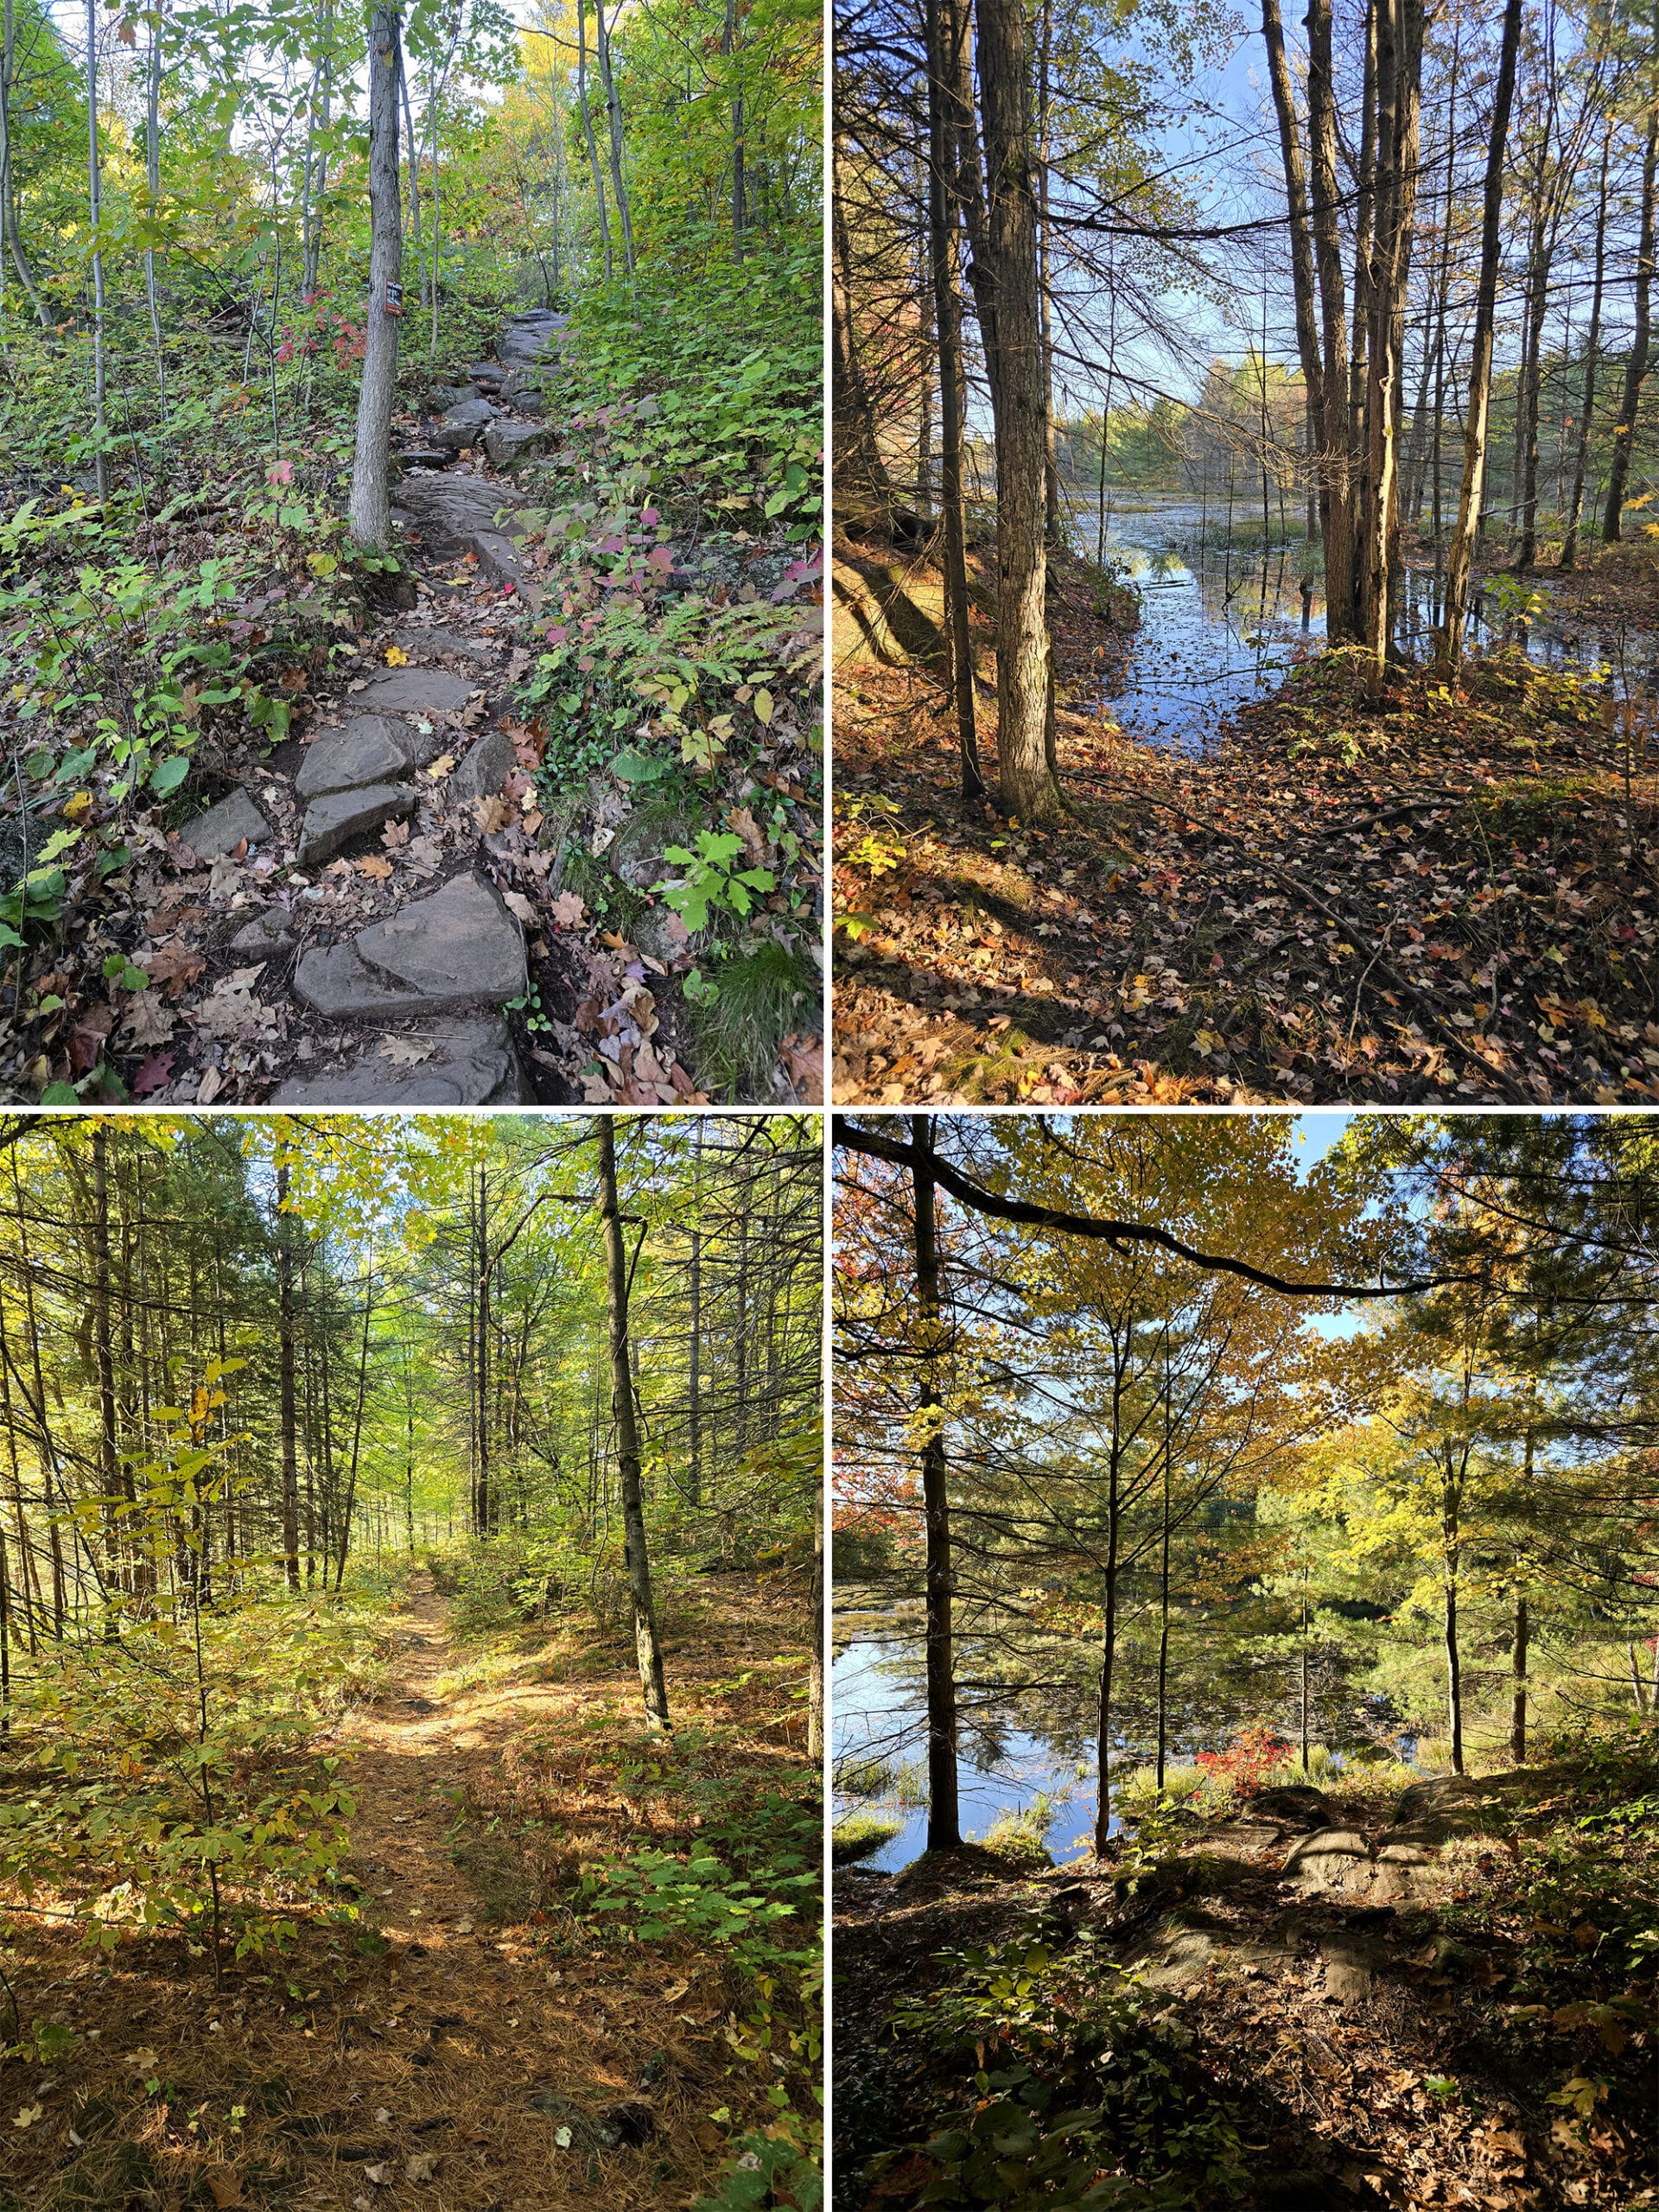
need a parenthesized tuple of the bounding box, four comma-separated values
(133, 1054, 174, 1095)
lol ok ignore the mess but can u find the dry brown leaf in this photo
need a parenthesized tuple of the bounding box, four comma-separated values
(357, 855, 395, 880)
(381, 818, 411, 849)
(405, 2152, 438, 2183)
(727, 804, 768, 866)
(426, 753, 456, 779)
(474, 796, 512, 834)
(203, 2170, 244, 2209)
(502, 891, 537, 925)
(550, 890, 586, 927)
(143, 940, 207, 999)
(196, 1065, 223, 1105)
(120, 991, 175, 1048)
(380, 1037, 436, 1066)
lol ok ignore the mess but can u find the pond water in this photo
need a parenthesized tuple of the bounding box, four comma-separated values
(833, 1634, 1100, 1872)
(1069, 493, 1650, 753)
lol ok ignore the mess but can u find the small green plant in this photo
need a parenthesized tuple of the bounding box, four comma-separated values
(655, 830, 777, 931)
(832, 1813, 901, 1866)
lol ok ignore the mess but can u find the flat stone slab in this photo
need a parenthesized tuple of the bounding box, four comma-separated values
(296, 716, 423, 798)
(297, 781, 414, 865)
(469, 529, 528, 588)
(358, 871, 524, 1000)
(270, 1015, 531, 1105)
(391, 627, 495, 665)
(186, 788, 272, 861)
(484, 419, 553, 469)
(351, 668, 477, 716)
(394, 472, 524, 551)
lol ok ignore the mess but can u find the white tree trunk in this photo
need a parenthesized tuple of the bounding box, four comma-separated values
(348, 4, 404, 550)
(85, 0, 108, 499)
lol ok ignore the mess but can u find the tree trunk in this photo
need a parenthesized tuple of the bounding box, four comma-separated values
(347, 6, 404, 550)
(276, 1164, 301, 1592)
(1443, 1452, 1464, 1775)
(912, 1116, 960, 1851)
(968, 0, 1065, 821)
(1435, 0, 1522, 675)
(1307, 0, 1356, 636)
(594, 0, 634, 276)
(1361, 0, 1423, 696)
(1510, 1586, 1529, 1764)
(0, 0, 48, 326)
(90, 1128, 121, 1602)
(475, 1168, 491, 1536)
(1260, 0, 1325, 438)
(85, 0, 108, 499)
(576, 0, 613, 282)
(722, 0, 745, 251)
(928, 0, 982, 801)
(1604, 104, 1658, 542)
(597, 1120, 669, 1732)
(1562, 120, 1612, 571)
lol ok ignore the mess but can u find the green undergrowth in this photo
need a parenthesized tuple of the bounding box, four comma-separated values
(874, 1929, 1250, 2209)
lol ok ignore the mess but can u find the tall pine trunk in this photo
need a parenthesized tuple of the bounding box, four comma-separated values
(1563, 120, 1612, 570)
(928, 0, 982, 800)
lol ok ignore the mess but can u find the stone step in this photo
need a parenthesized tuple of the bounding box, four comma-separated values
(351, 667, 478, 717)
(296, 715, 438, 798)
(293, 871, 525, 1020)
(297, 781, 414, 866)
(270, 1014, 532, 1104)
(484, 420, 553, 471)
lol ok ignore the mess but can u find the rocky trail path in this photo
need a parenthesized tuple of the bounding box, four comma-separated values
(836, 1774, 1639, 2212)
(150, 308, 582, 1105)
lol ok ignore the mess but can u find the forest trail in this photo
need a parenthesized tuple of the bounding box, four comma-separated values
(835, 1768, 1657, 2211)
(129, 312, 578, 1110)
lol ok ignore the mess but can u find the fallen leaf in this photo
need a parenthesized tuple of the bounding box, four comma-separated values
(120, 991, 175, 1048)
(503, 891, 537, 925)
(143, 941, 207, 999)
(196, 1065, 223, 1105)
(132, 1052, 175, 1096)
(13, 2106, 41, 2130)
(362, 2164, 390, 2186)
(357, 855, 395, 880)
(426, 753, 455, 779)
(380, 1037, 435, 1066)
(405, 2152, 438, 2183)
(385, 645, 409, 666)
(203, 2170, 244, 2208)
(474, 796, 512, 833)
(60, 790, 93, 821)
(382, 819, 411, 849)
(550, 891, 586, 927)
(727, 805, 768, 866)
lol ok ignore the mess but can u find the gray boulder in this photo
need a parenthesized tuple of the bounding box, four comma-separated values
(484, 419, 554, 471)
(435, 397, 497, 452)
(469, 530, 528, 588)
(228, 905, 296, 955)
(295, 872, 525, 1020)
(451, 729, 518, 803)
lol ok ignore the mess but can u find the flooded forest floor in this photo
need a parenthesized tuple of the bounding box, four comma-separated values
(831, 1747, 1659, 2212)
(831, 523, 1659, 1106)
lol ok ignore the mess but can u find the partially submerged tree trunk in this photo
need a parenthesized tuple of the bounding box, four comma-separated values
(1435, 0, 1522, 676)
(912, 1116, 960, 1852)
(597, 1120, 670, 1732)
(347, 6, 404, 550)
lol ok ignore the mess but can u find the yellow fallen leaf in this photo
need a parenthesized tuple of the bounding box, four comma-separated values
(385, 645, 409, 666)
(426, 754, 455, 779)
(14, 2106, 41, 2129)
(61, 790, 93, 820)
